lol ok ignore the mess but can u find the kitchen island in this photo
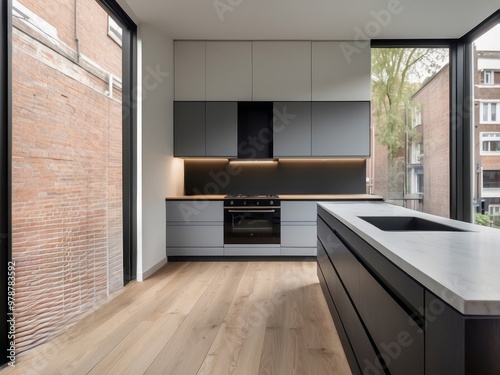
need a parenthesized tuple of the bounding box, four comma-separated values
(317, 201, 500, 375)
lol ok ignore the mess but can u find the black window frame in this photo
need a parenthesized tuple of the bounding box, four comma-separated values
(1, 0, 11, 367)
(96, 0, 138, 283)
(371, 9, 500, 223)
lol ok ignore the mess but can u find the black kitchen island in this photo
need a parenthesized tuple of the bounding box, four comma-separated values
(317, 201, 500, 375)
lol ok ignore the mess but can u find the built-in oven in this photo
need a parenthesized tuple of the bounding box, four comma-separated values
(224, 195, 280, 245)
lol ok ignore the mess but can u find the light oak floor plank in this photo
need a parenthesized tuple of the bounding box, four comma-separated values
(1, 261, 350, 375)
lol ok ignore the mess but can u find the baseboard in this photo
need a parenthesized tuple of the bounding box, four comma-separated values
(141, 257, 168, 280)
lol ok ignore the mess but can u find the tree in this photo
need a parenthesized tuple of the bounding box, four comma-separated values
(372, 48, 448, 158)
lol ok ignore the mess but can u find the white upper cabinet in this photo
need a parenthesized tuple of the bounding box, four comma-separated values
(206, 42, 252, 101)
(312, 41, 371, 101)
(253, 41, 312, 101)
(174, 41, 206, 100)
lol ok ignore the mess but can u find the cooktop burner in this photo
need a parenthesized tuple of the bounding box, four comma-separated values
(224, 194, 279, 199)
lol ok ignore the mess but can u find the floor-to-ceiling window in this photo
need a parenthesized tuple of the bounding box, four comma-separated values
(472, 22, 500, 229)
(9, 0, 135, 355)
(368, 46, 451, 218)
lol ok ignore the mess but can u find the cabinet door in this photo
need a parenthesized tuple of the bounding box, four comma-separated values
(206, 42, 252, 101)
(273, 102, 312, 157)
(359, 265, 424, 375)
(166, 201, 223, 223)
(281, 225, 316, 247)
(174, 102, 206, 157)
(253, 42, 311, 101)
(174, 41, 205, 100)
(166, 225, 223, 247)
(312, 41, 371, 101)
(206, 102, 237, 157)
(312, 101, 370, 157)
(281, 201, 317, 222)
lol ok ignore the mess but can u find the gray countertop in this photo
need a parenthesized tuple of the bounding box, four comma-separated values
(318, 201, 500, 316)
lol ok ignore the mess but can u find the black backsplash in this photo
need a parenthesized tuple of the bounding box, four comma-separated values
(184, 160, 367, 195)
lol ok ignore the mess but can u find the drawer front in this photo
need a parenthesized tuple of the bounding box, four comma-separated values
(319, 206, 424, 314)
(166, 225, 223, 247)
(281, 225, 317, 247)
(281, 201, 317, 221)
(359, 265, 424, 375)
(317, 239, 337, 297)
(331, 259, 379, 374)
(318, 217, 359, 306)
(166, 201, 223, 223)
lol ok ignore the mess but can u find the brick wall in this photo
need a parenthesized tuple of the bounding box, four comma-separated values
(12, 0, 123, 353)
(412, 65, 450, 218)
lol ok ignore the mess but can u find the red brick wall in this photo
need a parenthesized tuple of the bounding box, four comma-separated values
(412, 66, 450, 218)
(12, 0, 123, 353)
(16, 0, 122, 78)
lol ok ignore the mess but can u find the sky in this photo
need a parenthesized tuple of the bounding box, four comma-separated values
(474, 23, 500, 51)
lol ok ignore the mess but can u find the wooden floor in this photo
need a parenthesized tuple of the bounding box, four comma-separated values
(1, 261, 351, 375)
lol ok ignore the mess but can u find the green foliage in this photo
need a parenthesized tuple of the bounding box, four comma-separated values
(372, 48, 448, 158)
(475, 213, 491, 227)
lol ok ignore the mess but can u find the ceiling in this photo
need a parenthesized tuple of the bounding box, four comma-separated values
(117, 0, 499, 40)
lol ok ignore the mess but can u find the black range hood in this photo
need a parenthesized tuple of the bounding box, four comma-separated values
(237, 102, 273, 159)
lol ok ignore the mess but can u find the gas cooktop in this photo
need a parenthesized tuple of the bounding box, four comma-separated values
(224, 194, 279, 199)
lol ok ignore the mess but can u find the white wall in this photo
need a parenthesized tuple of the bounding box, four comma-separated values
(137, 25, 184, 281)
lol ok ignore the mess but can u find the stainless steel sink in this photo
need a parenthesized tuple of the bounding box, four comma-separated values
(358, 216, 468, 232)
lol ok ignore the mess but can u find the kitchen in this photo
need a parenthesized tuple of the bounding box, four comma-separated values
(2, 0, 500, 373)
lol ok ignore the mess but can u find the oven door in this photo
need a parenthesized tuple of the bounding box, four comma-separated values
(224, 207, 280, 244)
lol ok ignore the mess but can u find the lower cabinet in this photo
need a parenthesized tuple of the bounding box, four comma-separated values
(166, 200, 224, 256)
(281, 201, 317, 255)
(317, 207, 424, 375)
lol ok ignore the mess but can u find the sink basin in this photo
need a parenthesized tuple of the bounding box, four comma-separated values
(358, 216, 468, 232)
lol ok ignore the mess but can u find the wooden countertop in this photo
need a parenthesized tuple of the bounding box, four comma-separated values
(165, 194, 383, 201)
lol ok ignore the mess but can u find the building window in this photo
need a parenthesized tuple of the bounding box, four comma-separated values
(484, 70, 494, 84)
(490, 204, 500, 216)
(481, 102, 500, 124)
(480, 132, 500, 155)
(108, 16, 123, 46)
(412, 107, 422, 128)
(483, 170, 500, 189)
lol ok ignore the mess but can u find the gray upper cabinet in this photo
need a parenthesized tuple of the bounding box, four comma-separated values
(174, 102, 206, 157)
(206, 102, 237, 157)
(312, 41, 371, 101)
(174, 102, 237, 157)
(273, 102, 312, 157)
(205, 42, 252, 101)
(253, 42, 312, 101)
(174, 41, 206, 100)
(312, 102, 370, 156)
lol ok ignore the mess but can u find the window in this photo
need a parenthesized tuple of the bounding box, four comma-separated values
(108, 15, 123, 46)
(412, 107, 422, 128)
(484, 70, 494, 84)
(480, 133, 500, 155)
(481, 102, 500, 124)
(483, 170, 500, 189)
(369, 46, 449, 218)
(490, 204, 500, 216)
